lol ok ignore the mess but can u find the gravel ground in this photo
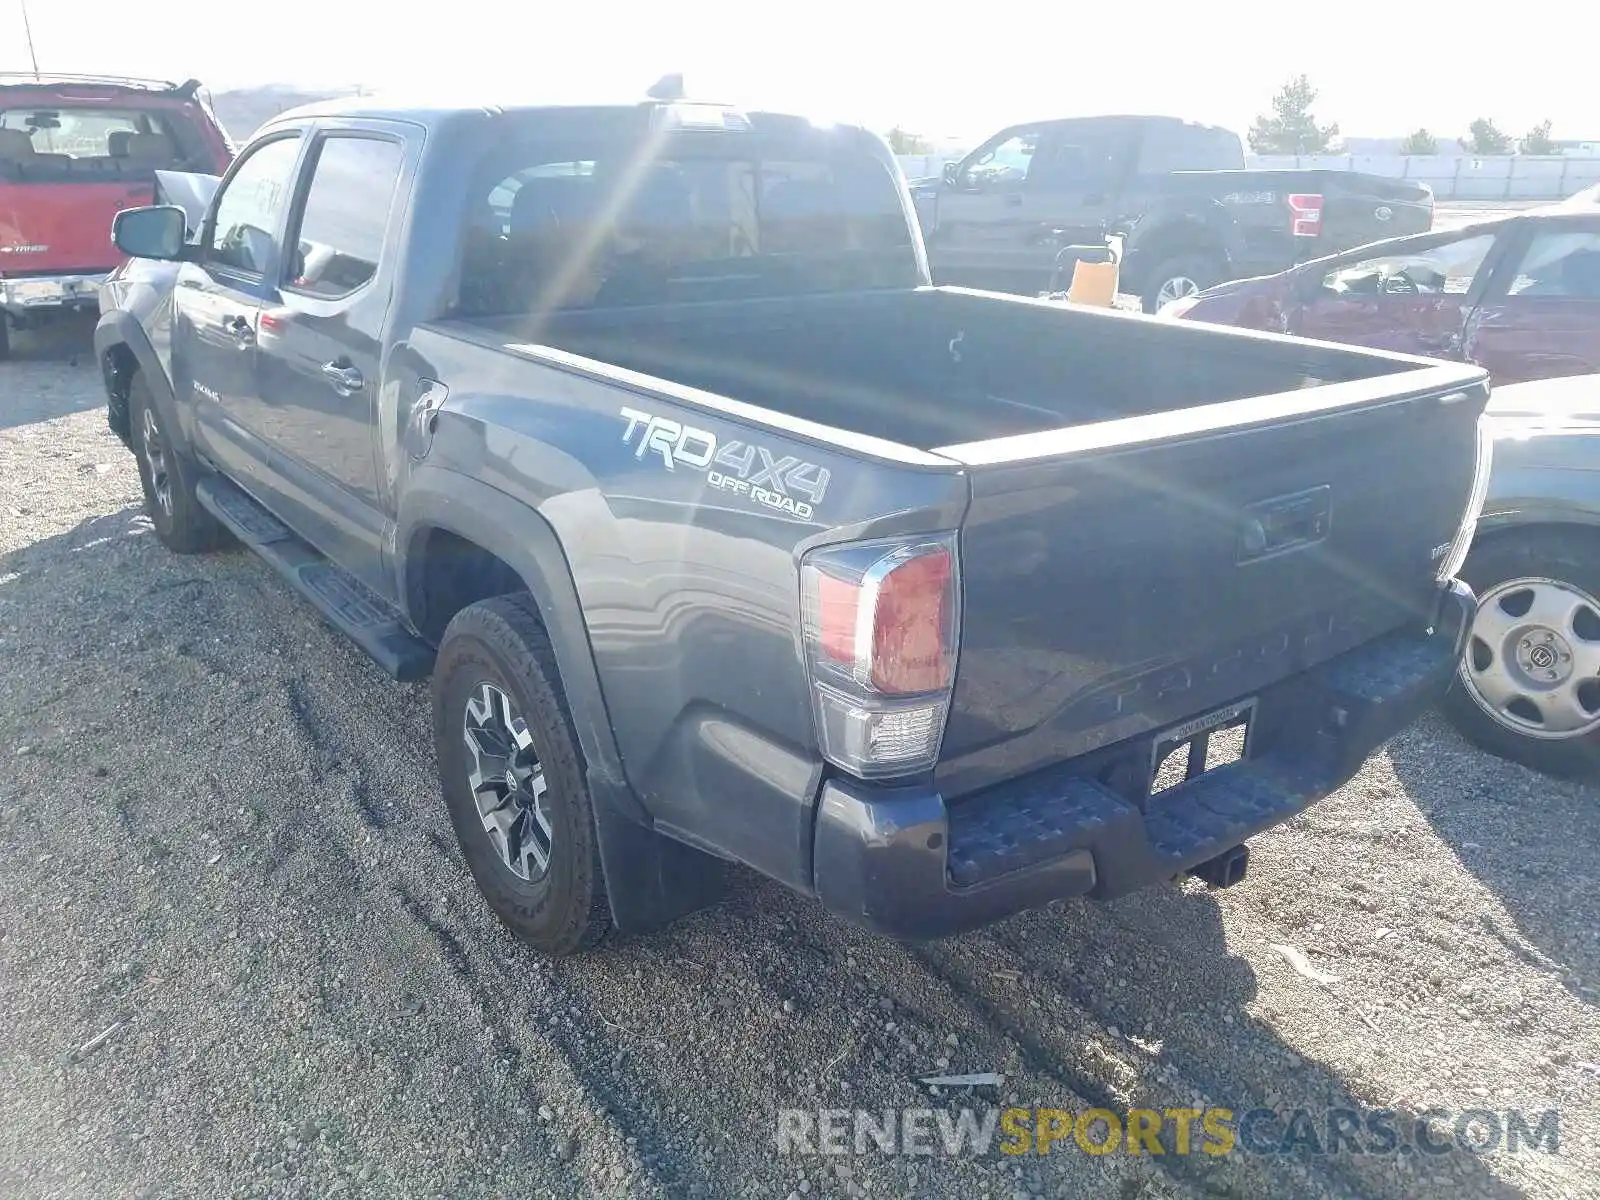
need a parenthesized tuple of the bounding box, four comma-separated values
(1, 318, 1597, 1200)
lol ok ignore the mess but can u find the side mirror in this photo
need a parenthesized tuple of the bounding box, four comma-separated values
(942, 161, 960, 187)
(112, 205, 191, 261)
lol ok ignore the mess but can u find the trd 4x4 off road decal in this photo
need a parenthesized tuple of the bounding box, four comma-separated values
(619, 406, 831, 520)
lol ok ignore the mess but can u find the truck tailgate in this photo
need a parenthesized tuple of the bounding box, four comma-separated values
(933, 366, 1488, 798)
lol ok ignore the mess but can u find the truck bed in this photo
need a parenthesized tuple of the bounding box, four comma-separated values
(473, 286, 1417, 452)
(457, 287, 1486, 799)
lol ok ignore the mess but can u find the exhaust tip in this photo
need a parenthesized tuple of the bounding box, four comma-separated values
(1189, 843, 1250, 889)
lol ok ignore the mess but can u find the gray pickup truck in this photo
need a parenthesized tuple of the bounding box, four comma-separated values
(96, 86, 1489, 956)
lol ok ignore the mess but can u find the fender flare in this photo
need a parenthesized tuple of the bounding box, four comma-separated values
(395, 465, 646, 824)
(395, 468, 725, 933)
(1124, 212, 1235, 289)
(93, 310, 180, 448)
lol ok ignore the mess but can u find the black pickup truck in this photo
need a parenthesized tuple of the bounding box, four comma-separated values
(96, 88, 1487, 956)
(915, 115, 1435, 311)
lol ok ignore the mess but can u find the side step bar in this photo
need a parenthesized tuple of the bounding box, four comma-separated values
(195, 475, 434, 682)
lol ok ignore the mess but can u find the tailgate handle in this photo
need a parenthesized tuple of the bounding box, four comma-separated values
(1238, 485, 1332, 563)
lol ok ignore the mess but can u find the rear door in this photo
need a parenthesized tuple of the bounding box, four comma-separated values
(1288, 227, 1505, 358)
(0, 101, 193, 273)
(1464, 216, 1600, 383)
(251, 123, 412, 588)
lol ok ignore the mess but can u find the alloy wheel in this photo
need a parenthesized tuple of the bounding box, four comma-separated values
(140, 406, 173, 516)
(462, 681, 554, 880)
(1156, 275, 1201, 307)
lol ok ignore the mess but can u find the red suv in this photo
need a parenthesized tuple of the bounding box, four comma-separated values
(0, 74, 233, 359)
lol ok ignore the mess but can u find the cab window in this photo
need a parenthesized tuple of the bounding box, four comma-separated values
(206, 135, 302, 277)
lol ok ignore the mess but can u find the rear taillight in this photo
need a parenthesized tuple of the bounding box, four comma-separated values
(1288, 193, 1324, 238)
(800, 535, 960, 778)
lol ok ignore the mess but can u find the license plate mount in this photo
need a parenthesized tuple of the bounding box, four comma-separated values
(1148, 698, 1256, 796)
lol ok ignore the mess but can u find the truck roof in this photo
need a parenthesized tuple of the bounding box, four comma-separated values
(0, 73, 204, 100)
(262, 88, 862, 137)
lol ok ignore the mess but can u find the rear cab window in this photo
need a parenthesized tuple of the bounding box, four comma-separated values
(1135, 121, 1247, 174)
(454, 108, 917, 316)
(0, 104, 208, 181)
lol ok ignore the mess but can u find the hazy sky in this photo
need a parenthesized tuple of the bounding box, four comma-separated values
(6, 0, 1595, 143)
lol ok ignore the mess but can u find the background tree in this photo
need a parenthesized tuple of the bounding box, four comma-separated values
(1520, 120, 1556, 155)
(1399, 128, 1439, 155)
(884, 127, 932, 155)
(1247, 75, 1340, 155)
(1459, 118, 1513, 155)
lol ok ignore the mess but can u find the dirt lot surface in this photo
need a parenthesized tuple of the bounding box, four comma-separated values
(1, 319, 1597, 1200)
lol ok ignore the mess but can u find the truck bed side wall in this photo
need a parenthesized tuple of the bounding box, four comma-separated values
(400, 325, 969, 890)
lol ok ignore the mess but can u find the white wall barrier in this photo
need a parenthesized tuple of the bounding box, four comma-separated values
(893, 153, 1600, 202)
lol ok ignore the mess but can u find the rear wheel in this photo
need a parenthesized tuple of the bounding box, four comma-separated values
(1141, 254, 1224, 314)
(1442, 529, 1600, 777)
(432, 594, 612, 956)
(128, 373, 231, 554)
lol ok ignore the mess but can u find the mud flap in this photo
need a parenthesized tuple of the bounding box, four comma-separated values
(587, 764, 726, 934)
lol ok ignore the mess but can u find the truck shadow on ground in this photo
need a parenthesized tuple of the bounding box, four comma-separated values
(0, 511, 1532, 1200)
(5, 312, 97, 363)
(2, 313, 104, 431)
(1388, 713, 1600, 1008)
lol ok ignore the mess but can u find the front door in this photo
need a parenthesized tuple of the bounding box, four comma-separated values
(171, 131, 305, 492)
(1465, 218, 1600, 384)
(252, 127, 411, 588)
(1289, 228, 1503, 359)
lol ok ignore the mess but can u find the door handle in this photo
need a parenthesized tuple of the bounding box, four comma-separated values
(1083, 193, 1106, 205)
(1003, 192, 1024, 207)
(321, 361, 365, 395)
(224, 315, 254, 347)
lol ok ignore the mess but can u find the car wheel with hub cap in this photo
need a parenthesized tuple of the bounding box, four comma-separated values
(1442, 528, 1600, 776)
(1141, 254, 1224, 314)
(432, 593, 611, 955)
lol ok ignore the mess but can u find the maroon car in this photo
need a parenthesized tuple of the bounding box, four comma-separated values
(1163, 204, 1600, 383)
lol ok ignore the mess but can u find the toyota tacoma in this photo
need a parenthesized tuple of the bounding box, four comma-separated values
(95, 85, 1489, 955)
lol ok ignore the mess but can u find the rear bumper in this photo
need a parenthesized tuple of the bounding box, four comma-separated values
(1, 273, 108, 318)
(811, 580, 1474, 940)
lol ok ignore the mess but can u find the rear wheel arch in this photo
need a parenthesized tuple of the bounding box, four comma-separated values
(409, 528, 529, 645)
(1128, 219, 1228, 282)
(401, 480, 723, 933)
(396, 475, 645, 823)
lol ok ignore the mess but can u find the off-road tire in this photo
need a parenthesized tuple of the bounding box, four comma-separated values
(1441, 528, 1600, 777)
(128, 372, 231, 554)
(433, 594, 612, 955)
